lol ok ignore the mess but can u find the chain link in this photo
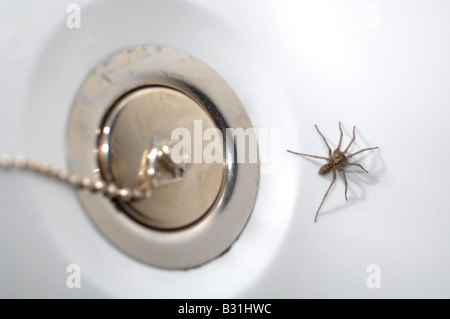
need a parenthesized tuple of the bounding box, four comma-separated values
(0, 155, 146, 201)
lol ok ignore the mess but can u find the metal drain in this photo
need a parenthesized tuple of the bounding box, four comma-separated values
(98, 85, 225, 230)
(68, 46, 259, 269)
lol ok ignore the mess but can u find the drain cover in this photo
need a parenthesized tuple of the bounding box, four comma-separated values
(68, 46, 259, 269)
(98, 86, 225, 230)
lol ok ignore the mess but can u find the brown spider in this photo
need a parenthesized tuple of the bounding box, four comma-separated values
(288, 122, 378, 222)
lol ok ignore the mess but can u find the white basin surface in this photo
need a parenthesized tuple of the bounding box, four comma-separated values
(1, 0, 450, 298)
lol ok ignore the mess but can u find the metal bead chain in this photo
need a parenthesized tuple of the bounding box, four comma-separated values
(0, 155, 146, 202)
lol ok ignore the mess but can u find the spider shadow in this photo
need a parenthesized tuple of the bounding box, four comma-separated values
(321, 142, 383, 217)
(318, 168, 379, 217)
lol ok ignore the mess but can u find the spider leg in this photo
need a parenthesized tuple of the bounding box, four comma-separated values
(315, 125, 332, 158)
(347, 147, 379, 159)
(287, 150, 329, 160)
(339, 169, 348, 201)
(314, 169, 336, 222)
(337, 122, 344, 150)
(343, 126, 356, 154)
(344, 162, 369, 173)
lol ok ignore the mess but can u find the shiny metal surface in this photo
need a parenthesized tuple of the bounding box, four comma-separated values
(98, 86, 225, 230)
(68, 46, 259, 269)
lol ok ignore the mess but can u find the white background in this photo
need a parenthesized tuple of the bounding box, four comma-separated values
(1, 0, 449, 298)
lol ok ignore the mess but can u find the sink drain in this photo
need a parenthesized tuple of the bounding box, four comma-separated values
(98, 85, 225, 230)
(68, 46, 259, 269)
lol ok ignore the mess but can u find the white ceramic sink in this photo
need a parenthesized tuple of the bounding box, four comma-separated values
(1, 0, 450, 298)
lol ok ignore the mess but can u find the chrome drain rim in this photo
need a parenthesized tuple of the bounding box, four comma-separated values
(68, 46, 259, 269)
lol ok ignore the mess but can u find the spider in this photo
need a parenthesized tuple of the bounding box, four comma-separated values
(288, 122, 378, 222)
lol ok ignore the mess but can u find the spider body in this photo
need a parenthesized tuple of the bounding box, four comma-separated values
(319, 150, 347, 175)
(288, 122, 378, 222)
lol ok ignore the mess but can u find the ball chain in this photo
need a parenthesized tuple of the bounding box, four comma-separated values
(0, 155, 147, 201)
